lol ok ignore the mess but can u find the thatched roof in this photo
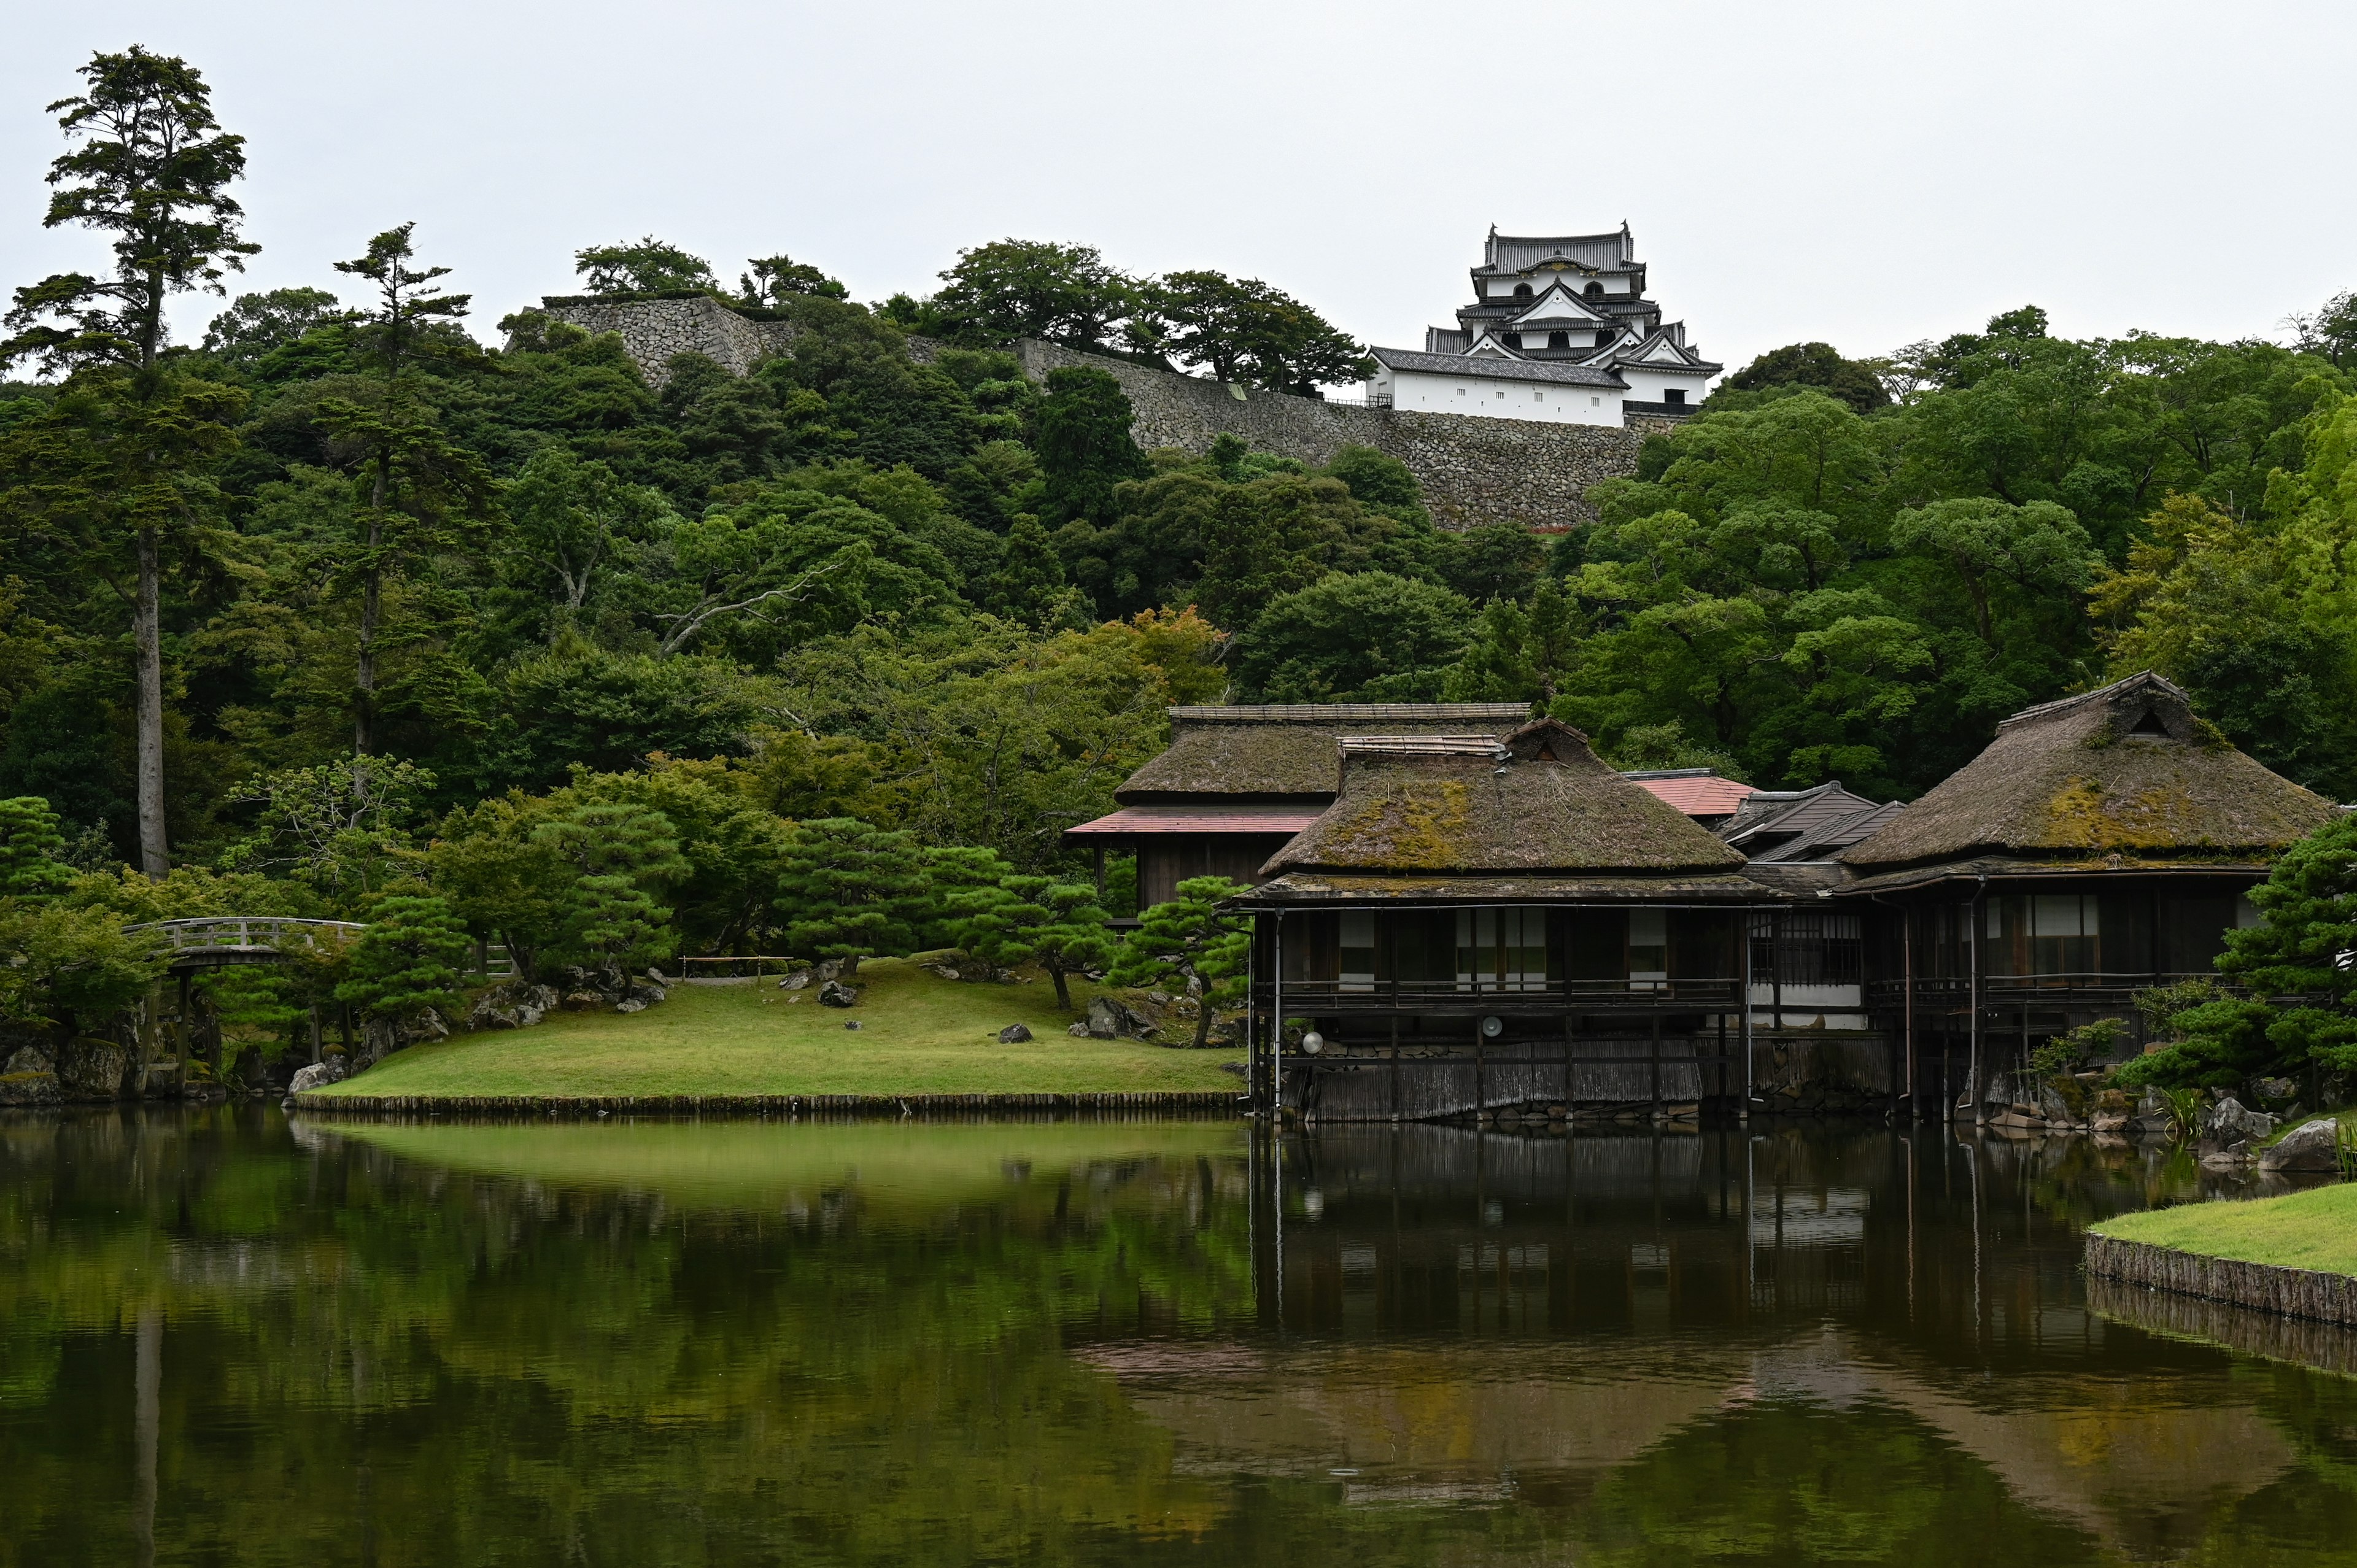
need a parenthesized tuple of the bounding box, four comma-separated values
(1840, 672, 2340, 873)
(1116, 703, 1532, 803)
(1261, 718, 1749, 878)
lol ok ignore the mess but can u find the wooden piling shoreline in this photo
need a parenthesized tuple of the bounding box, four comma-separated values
(2083, 1232, 2357, 1329)
(290, 1089, 1246, 1121)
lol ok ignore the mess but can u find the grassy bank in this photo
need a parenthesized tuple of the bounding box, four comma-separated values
(308, 959, 1242, 1099)
(2091, 1184, 2357, 1276)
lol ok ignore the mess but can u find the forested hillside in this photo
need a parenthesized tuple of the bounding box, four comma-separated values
(1, 48, 2354, 1046)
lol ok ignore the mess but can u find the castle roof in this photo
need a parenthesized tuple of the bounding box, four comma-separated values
(1477, 226, 1636, 275)
(1368, 346, 1627, 388)
(1261, 718, 1749, 879)
(1840, 672, 2341, 876)
(1115, 704, 1534, 803)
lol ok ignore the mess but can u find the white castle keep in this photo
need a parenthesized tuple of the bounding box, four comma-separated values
(1364, 225, 1721, 426)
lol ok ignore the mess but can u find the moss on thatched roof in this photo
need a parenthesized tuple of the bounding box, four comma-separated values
(1262, 718, 1749, 878)
(1116, 703, 1532, 803)
(1240, 871, 1777, 906)
(1841, 672, 2341, 873)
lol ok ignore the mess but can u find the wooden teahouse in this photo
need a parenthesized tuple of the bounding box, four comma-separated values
(1235, 718, 1782, 1119)
(1838, 671, 2342, 1114)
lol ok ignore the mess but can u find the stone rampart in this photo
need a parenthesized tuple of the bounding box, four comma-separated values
(534, 300, 1650, 528)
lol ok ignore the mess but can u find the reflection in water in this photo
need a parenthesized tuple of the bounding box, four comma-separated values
(4, 1108, 2356, 1565)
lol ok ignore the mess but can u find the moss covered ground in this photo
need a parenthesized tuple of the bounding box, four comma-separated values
(2091, 1183, 2357, 1276)
(308, 959, 1242, 1099)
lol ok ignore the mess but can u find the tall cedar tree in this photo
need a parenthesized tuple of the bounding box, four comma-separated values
(1110, 875, 1251, 1048)
(324, 225, 492, 752)
(1, 47, 255, 875)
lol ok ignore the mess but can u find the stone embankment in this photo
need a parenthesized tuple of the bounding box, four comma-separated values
(2084, 1232, 2357, 1329)
(290, 1091, 1241, 1119)
(530, 299, 1655, 529)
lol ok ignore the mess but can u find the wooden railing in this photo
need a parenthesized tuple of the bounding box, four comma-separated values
(1260, 976, 1743, 1008)
(124, 916, 368, 959)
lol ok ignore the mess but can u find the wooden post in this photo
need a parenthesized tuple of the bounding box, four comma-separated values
(1969, 891, 1985, 1126)
(1473, 1017, 1485, 1124)
(309, 1005, 323, 1066)
(1739, 917, 1754, 1121)
(1650, 1010, 1663, 1119)
(1389, 1013, 1401, 1122)
(175, 971, 192, 1084)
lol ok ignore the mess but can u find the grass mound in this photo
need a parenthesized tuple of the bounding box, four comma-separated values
(2092, 1183, 2357, 1276)
(309, 959, 1242, 1099)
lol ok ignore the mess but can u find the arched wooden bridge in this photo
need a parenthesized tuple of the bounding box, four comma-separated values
(123, 917, 368, 971)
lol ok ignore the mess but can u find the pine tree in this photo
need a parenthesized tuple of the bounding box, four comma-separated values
(2, 48, 257, 876)
(322, 225, 492, 754)
(776, 819, 931, 973)
(0, 797, 75, 898)
(336, 894, 469, 1022)
(1111, 876, 1250, 1047)
(532, 799, 687, 993)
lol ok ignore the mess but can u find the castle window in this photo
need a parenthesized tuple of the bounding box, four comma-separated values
(1547, 330, 1569, 349)
(1665, 388, 1685, 406)
(1584, 282, 1603, 300)
(1534, 392, 1544, 401)
(1502, 332, 1522, 349)
(1513, 283, 1532, 300)
(1595, 331, 1613, 347)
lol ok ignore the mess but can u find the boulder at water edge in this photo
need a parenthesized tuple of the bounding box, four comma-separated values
(2259, 1118, 2344, 1174)
(284, 1057, 349, 1106)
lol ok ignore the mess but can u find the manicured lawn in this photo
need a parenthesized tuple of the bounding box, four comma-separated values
(2092, 1183, 2357, 1276)
(309, 959, 1244, 1099)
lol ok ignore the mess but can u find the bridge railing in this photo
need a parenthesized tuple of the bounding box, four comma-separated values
(123, 916, 369, 956)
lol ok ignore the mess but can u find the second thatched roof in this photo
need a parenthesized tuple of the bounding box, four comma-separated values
(1841, 671, 2340, 873)
(1261, 718, 1749, 878)
(1116, 703, 1533, 803)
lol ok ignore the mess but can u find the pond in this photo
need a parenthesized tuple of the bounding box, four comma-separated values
(5, 1108, 2356, 1566)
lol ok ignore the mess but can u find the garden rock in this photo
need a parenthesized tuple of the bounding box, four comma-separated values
(843, 1019, 862, 1030)
(2201, 1096, 2275, 1146)
(285, 1057, 348, 1099)
(2259, 1118, 2343, 1175)
(779, 970, 811, 991)
(58, 1039, 134, 1100)
(997, 1024, 1033, 1043)
(1086, 996, 1148, 1040)
(614, 998, 648, 1014)
(2252, 1076, 2299, 1104)
(1067, 1022, 1089, 1038)
(818, 979, 858, 1008)
(468, 981, 559, 1032)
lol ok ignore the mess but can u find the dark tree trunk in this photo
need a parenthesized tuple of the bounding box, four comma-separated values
(133, 525, 168, 878)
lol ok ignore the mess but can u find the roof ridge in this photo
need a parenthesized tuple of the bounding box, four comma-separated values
(1995, 670, 2186, 731)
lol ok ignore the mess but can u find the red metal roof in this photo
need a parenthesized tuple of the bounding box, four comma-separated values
(1065, 806, 1326, 838)
(1631, 774, 1755, 817)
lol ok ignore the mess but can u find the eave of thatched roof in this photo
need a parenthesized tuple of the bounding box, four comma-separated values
(1835, 854, 2281, 896)
(1261, 717, 1751, 878)
(1236, 871, 1784, 907)
(1115, 703, 1533, 803)
(1840, 672, 2341, 873)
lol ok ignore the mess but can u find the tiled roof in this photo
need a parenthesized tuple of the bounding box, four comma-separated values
(1479, 228, 1635, 274)
(1368, 346, 1626, 388)
(1629, 773, 1756, 819)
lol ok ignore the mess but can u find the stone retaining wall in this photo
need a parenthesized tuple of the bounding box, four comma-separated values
(532, 299, 1649, 529)
(292, 1090, 1242, 1119)
(2083, 1232, 2357, 1327)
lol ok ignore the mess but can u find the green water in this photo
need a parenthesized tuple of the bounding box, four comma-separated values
(6, 1108, 2356, 1566)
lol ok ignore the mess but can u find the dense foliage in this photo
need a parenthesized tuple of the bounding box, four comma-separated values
(1, 45, 2353, 1074)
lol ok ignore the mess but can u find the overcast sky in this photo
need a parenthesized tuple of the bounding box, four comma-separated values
(4, 0, 2351, 377)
